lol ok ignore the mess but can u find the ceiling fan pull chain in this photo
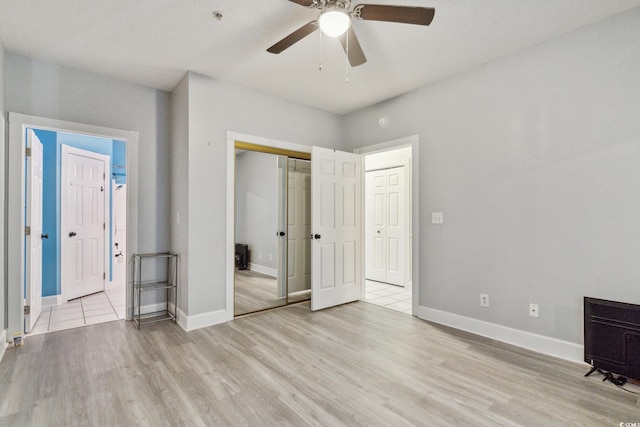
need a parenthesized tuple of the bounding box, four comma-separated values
(345, 24, 349, 82)
(319, 29, 323, 71)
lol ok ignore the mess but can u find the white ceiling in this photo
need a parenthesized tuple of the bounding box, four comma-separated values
(1, 1, 638, 115)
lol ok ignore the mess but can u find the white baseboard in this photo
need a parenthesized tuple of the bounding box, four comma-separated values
(417, 306, 584, 364)
(0, 330, 7, 363)
(42, 295, 65, 307)
(176, 308, 227, 332)
(249, 263, 277, 278)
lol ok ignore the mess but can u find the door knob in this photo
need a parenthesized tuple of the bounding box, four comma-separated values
(278, 231, 286, 237)
(69, 231, 77, 237)
(41, 234, 49, 239)
(377, 230, 381, 234)
(314, 234, 321, 240)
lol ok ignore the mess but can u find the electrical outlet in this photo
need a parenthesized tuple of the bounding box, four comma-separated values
(480, 294, 490, 308)
(258, 252, 262, 260)
(268, 254, 273, 262)
(432, 212, 444, 224)
(529, 303, 539, 317)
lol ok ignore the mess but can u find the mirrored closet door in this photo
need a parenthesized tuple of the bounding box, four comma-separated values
(234, 146, 311, 316)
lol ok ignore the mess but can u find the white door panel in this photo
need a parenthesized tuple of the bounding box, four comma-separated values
(311, 147, 362, 311)
(26, 129, 44, 332)
(277, 156, 287, 298)
(287, 159, 311, 293)
(365, 167, 405, 285)
(62, 146, 106, 301)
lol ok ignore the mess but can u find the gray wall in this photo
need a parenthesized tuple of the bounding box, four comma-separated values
(0, 41, 6, 332)
(235, 150, 279, 273)
(342, 8, 640, 344)
(169, 74, 189, 313)
(6, 54, 171, 256)
(176, 72, 343, 317)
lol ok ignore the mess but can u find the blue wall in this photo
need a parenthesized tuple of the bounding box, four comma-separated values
(35, 130, 58, 298)
(33, 129, 126, 297)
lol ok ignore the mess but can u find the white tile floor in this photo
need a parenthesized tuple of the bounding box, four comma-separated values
(30, 283, 126, 335)
(363, 280, 412, 314)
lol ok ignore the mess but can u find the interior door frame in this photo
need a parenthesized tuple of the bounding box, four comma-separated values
(60, 144, 110, 302)
(6, 113, 139, 341)
(226, 132, 312, 321)
(354, 135, 419, 315)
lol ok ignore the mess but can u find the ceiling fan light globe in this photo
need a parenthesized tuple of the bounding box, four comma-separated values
(319, 9, 350, 37)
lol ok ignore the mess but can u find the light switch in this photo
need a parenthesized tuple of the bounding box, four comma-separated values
(432, 212, 444, 224)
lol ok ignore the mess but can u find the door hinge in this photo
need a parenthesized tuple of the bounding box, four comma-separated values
(101, 186, 104, 192)
(103, 223, 106, 230)
(25, 226, 31, 236)
(103, 272, 106, 280)
(25, 147, 32, 157)
(24, 305, 30, 315)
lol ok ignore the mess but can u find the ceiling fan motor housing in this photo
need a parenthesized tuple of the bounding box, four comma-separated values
(310, 0, 351, 10)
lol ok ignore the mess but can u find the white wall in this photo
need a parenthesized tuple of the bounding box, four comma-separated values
(235, 150, 279, 274)
(365, 146, 411, 172)
(343, 8, 640, 346)
(169, 74, 189, 313)
(176, 72, 343, 321)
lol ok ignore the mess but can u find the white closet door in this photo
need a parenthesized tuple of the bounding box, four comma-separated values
(365, 167, 405, 286)
(311, 147, 362, 311)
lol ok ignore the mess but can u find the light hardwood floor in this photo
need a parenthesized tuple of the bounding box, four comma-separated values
(235, 269, 310, 315)
(1, 302, 638, 426)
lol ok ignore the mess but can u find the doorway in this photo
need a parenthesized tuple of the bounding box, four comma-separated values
(360, 144, 414, 315)
(233, 144, 312, 316)
(29, 130, 127, 334)
(6, 113, 139, 340)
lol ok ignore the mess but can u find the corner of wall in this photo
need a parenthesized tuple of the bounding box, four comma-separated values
(1, 39, 6, 338)
(169, 73, 190, 318)
(0, 330, 7, 361)
(176, 307, 226, 332)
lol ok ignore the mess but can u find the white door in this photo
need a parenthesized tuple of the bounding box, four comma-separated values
(62, 145, 107, 301)
(365, 167, 405, 286)
(25, 129, 44, 332)
(287, 159, 311, 293)
(311, 147, 362, 311)
(276, 155, 288, 298)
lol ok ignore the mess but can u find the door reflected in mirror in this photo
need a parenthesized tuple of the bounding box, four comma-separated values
(286, 159, 311, 304)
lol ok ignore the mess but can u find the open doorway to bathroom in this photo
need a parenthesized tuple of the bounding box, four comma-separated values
(27, 129, 127, 335)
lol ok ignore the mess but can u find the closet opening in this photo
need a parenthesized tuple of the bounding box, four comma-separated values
(234, 142, 312, 316)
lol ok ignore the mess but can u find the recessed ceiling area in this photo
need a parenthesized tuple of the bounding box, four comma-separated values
(1, 0, 638, 115)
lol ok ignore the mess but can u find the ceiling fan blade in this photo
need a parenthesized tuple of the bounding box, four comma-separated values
(354, 4, 435, 26)
(267, 21, 319, 54)
(288, 0, 315, 6)
(339, 27, 367, 67)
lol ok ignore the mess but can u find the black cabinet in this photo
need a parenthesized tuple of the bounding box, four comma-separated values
(235, 244, 248, 270)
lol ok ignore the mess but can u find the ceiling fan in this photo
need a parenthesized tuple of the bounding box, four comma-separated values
(267, 0, 435, 67)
